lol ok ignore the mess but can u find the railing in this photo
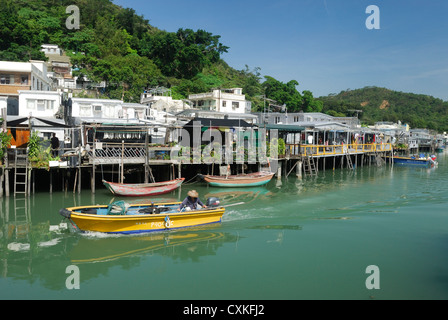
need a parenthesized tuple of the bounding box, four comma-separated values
(87, 143, 182, 164)
(86, 142, 393, 164)
(288, 143, 392, 157)
(88, 142, 147, 164)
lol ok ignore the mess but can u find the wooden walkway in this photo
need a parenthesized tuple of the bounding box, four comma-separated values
(287, 143, 392, 158)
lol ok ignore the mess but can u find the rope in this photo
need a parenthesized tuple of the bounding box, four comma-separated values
(182, 174, 201, 185)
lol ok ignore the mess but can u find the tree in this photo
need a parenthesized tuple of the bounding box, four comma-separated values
(262, 76, 303, 111)
(302, 90, 323, 113)
(145, 28, 229, 79)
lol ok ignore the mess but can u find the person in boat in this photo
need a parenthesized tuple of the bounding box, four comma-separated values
(178, 190, 207, 211)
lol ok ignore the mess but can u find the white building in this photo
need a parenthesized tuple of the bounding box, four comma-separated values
(188, 88, 251, 114)
(41, 44, 63, 56)
(0, 60, 52, 115)
(140, 90, 189, 114)
(70, 97, 123, 119)
(122, 103, 148, 120)
(18, 90, 62, 118)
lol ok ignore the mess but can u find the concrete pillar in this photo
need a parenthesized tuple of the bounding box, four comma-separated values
(296, 160, 302, 178)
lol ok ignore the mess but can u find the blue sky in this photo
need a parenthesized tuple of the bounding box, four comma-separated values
(113, 0, 448, 100)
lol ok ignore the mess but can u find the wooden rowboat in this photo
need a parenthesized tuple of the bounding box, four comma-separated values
(102, 178, 184, 197)
(59, 198, 224, 234)
(203, 171, 274, 187)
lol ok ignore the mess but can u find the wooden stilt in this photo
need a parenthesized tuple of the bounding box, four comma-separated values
(50, 170, 52, 194)
(32, 169, 35, 194)
(0, 170, 3, 197)
(91, 166, 95, 194)
(78, 167, 81, 194)
(73, 169, 78, 194)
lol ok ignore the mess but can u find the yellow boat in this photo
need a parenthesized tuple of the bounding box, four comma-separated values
(59, 198, 224, 235)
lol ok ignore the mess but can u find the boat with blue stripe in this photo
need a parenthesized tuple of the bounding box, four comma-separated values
(393, 154, 437, 167)
(59, 198, 224, 234)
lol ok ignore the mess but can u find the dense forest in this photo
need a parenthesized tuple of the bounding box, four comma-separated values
(318, 87, 448, 132)
(0, 0, 323, 112)
(1, 0, 447, 132)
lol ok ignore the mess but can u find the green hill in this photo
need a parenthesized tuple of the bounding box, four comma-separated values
(0, 0, 326, 113)
(2, 0, 445, 131)
(318, 87, 448, 132)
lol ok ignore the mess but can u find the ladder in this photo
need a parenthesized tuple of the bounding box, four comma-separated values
(345, 150, 354, 170)
(303, 156, 317, 176)
(14, 196, 30, 238)
(14, 149, 29, 196)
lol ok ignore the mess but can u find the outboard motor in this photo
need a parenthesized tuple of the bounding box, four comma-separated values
(206, 197, 221, 208)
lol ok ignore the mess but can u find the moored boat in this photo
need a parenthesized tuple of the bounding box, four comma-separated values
(59, 198, 224, 234)
(202, 171, 274, 187)
(393, 155, 437, 167)
(102, 178, 184, 197)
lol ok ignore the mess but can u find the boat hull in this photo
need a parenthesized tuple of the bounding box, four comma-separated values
(60, 202, 225, 234)
(103, 178, 184, 197)
(393, 157, 433, 167)
(203, 172, 274, 188)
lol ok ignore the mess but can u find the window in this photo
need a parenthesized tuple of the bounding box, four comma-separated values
(103, 105, 115, 118)
(26, 99, 36, 110)
(37, 100, 45, 111)
(46, 100, 55, 110)
(275, 116, 281, 124)
(0, 74, 12, 84)
(232, 102, 239, 110)
(21, 75, 28, 85)
(80, 104, 92, 117)
(222, 101, 226, 108)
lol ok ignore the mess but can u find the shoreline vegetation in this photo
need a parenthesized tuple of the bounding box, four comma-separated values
(1, 0, 446, 133)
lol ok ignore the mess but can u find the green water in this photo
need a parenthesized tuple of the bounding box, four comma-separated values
(1, 153, 448, 300)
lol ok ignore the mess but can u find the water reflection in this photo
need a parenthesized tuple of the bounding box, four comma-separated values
(1, 195, 241, 290)
(204, 186, 272, 205)
(70, 228, 240, 265)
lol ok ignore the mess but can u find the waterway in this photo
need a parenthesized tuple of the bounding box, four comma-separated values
(1, 153, 448, 300)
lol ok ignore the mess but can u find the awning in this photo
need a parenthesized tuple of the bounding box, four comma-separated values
(7, 116, 71, 128)
(183, 117, 253, 129)
(264, 124, 305, 132)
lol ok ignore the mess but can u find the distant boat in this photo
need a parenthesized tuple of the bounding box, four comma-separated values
(202, 171, 274, 187)
(102, 178, 184, 197)
(59, 198, 224, 234)
(393, 155, 437, 168)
